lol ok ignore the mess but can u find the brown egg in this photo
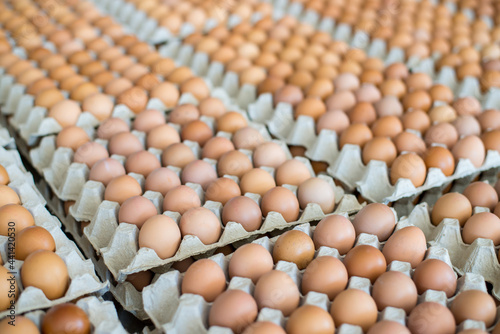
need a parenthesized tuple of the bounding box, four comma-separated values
(349, 102, 377, 125)
(478, 109, 500, 131)
(0, 165, 8, 185)
(452, 135, 485, 168)
(228, 243, 273, 284)
(316, 110, 350, 135)
(432, 192, 472, 226)
(217, 150, 253, 178)
(182, 160, 217, 189)
(286, 305, 335, 334)
(423, 146, 455, 177)
(205, 177, 241, 205)
(182, 259, 226, 302)
(463, 182, 498, 211)
(393, 132, 427, 155)
(222, 196, 262, 231)
(363, 135, 398, 168)
(403, 90, 432, 111)
(297, 177, 335, 213)
(73, 142, 109, 168)
(144, 167, 181, 196)
(302, 255, 347, 302)
(371, 116, 403, 138)
(41, 303, 90, 334)
(27, 78, 57, 96)
(453, 97, 482, 116)
(0, 203, 35, 238)
(273, 84, 304, 107)
(339, 123, 373, 149)
(125, 150, 161, 177)
(82, 93, 114, 121)
(209, 290, 258, 334)
(429, 84, 454, 103)
(166, 66, 194, 84)
(252, 142, 287, 168)
(453, 115, 481, 137)
(168, 104, 199, 126)
(179, 207, 221, 244)
(104, 175, 142, 205)
(217, 112, 248, 134)
(108, 132, 143, 157)
(424, 123, 459, 148)
(22, 250, 69, 300)
(17, 68, 45, 86)
(254, 270, 300, 316)
(161, 143, 196, 168)
(413, 259, 457, 297)
(372, 270, 418, 314)
(35, 88, 65, 109)
(117, 86, 148, 114)
(272, 230, 314, 269)
(96, 118, 129, 140)
(462, 212, 500, 245)
(56, 126, 90, 151)
(181, 120, 213, 146)
(482, 130, 500, 153)
(294, 98, 326, 121)
(70, 82, 99, 102)
(118, 196, 157, 228)
(132, 110, 164, 134)
(89, 158, 126, 186)
(269, 61, 294, 79)
(147, 124, 181, 150)
(344, 245, 387, 283)
(450, 289, 496, 327)
(180, 77, 210, 101)
(390, 153, 427, 187)
(0, 315, 39, 333)
(406, 73, 433, 91)
(408, 302, 456, 334)
(275, 159, 312, 186)
(352, 203, 395, 241)
(48, 99, 81, 128)
(313, 214, 355, 254)
(163, 185, 201, 214)
(401, 110, 431, 133)
(330, 289, 378, 332)
(261, 186, 300, 222)
(198, 97, 226, 119)
(239, 168, 275, 197)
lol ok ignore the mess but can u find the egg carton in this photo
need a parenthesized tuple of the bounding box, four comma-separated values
(82, 164, 362, 282)
(398, 202, 500, 300)
(142, 221, 499, 333)
(0, 126, 15, 149)
(0, 193, 108, 317)
(18, 296, 127, 334)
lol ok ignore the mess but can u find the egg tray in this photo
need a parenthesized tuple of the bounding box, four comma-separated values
(28, 103, 269, 203)
(0, 124, 15, 149)
(9, 296, 127, 334)
(141, 222, 500, 333)
(0, 183, 108, 317)
(77, 165, 359, 281)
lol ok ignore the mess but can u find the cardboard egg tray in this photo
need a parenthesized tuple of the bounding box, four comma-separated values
(0, 162, 108, 317)
(16, 296, 127, 334)
(141, 222, 500, 333)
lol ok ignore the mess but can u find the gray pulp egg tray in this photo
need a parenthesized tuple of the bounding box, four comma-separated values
(21, 296, 127, 334)
(140, 221, 500, 333)
(0, 151, 108, 318)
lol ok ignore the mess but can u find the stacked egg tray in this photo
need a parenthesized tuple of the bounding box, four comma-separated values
(0, 0, 500, 332)
(0, 131, 110, 318)
(94, 0, 500, 218)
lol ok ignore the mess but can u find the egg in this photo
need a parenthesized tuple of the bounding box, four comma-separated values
(228, 243, 273, 283)
(343, 245, 387, 283)
(372, 271, 418, 313)
(313, 215, 356, 254)
(56, 126, 90, 151)
(302, 256, 348, 300)
(125, 150, 161, 177)
(181, 120, 213, 146)
(198, 97, 226, 119)
(89, 158, 126, 186)
(316, 110, 351, 135)
(0, 165, 8, 185)
(117, 86, 148, 114)
(238, 168, 275, 197)
(139, 215, 181, 259)
(463, 182, 498, 211)
(362, 137, 398, 167)
(104, 78, 133, 97)
(413, 259, 457, 297)
(222, 196, 262, 231)
(35, 88, 65, 109)
(423, 146, 455, 177)
(450, 289, 496, 327)
(294, 98, 326, 121)
(16, 226, 56, 260)
(297, 177, 335, 213)
(254, 270, 300, 316)
(401, 110, 431, 133)
(179, 207, 221, 244)
(146, 124, 181, 150)
(330, 289, 378, 332)
(390, 153, 427, 187)
(339, 123, 373, 149)
(382, 225, 427, 268)
(0, 315, 39, 333)
(133, 110, 166, 134)
(182, 160, 218, 190)
(181, 259, 226, 302)
(407, 302, 456, 334)
(168, 104, 200, 126)
(118, 196, 157, 228)
(431, 192, 472, 226)
(352, 203, 396, 241)
(217, 150, 253, 178)
(326, 91, 357, 112)
(261, 186, 300, 222)
(161, 143, 196, 168)
(286, 305, 335, 334)
(452, 135, 486, 168)
(462, 212, 500, 245)
(143, 167, 180, 196)
(73, 142, 109, 168)
(217, 112, 248, 134)
(82, 93, 114, 121)
(209, 289, 258, 334)
(349, 102, 377, 125)
(275, 159, 312, 186)
(202, 137, 235, 161)
(242, 322, 286, 334)
(272, 230, 314, 269)
(42, 303, 90, 334)
(273, 84, 304, 107)
(104, 175, 142, 205)
(21, 250, 69, 300)
(163, 185, 201, 214)
(0, 203, 35, 235)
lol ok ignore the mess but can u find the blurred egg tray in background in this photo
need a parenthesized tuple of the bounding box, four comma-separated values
(1, 0, 500, 332)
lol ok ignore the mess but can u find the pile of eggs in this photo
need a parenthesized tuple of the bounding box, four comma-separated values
(0, 0, 500, 332)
